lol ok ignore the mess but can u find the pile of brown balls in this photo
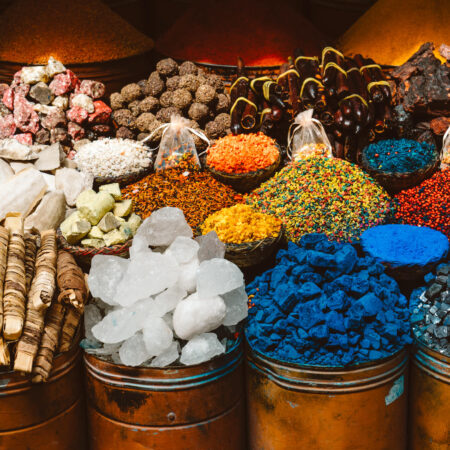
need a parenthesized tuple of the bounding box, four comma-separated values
(110, 58, 231, 149)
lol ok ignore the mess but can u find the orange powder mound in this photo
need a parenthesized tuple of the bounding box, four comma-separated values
(156, 0, 325, 67)
(0, 0, 153, 64)
(339, 0, 450, 66)
(207, 133, 280, 174)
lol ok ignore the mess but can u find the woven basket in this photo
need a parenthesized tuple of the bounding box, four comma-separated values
(361, 148, 440, 195)
(206, 153, 281, 194)
(93, 166, 151, 189)
(57, 229, 131, 269)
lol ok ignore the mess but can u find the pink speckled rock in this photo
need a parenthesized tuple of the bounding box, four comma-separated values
(13, 95, 39, 134)
(88, 100, 112, 124)
(66, 106, 89, 125)
(0, 114, 16, 138)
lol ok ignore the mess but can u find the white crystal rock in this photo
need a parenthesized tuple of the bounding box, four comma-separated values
(142, 317, 173, 356)
(111, 351, 122, 365)
(55, 168, 94, 207)
(91, 307, 142, 344)
(153, 286, 187, 315)
(165, 236, 199, 264)
(222, 285, 248, 326)
(88, 255, 129, 305)
(197, 258, 244, 299)
(21, 66, 48, 84)
(119, 332, 152, 366)
(173, 293, 226, 340)
(136, 207, 192, 247)
(180, 333, 225, 365)
(177, 258, 199, 293)
(113, 252, 179, 307)
(150, 341, 180, 367)
(84, 304, 103, 342)
(85, 343, 121, 356)
(196, 231, 226, 262)
(129, 233, 151, 260)
(71, 93, 95, 113)
(46, 57, 66, 78)
(162, 313, 174, 330)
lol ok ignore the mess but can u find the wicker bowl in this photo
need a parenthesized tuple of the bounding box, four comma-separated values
(93, 165, 152, 189)
(57, 229, 131, 269)
(361, 147, 440, 195)
(206, 152, 281, 194)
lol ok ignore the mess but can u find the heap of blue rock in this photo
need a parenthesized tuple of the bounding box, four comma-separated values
(246, 234, 412, 366)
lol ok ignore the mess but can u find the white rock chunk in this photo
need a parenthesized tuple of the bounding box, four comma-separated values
(166, 236, 199, 264)
(85, 343, 121, 357)
(173, 293, 226, 340)
(0, 139, 38, 160)
(222, 285, 248, 326)
(153, 286, 187, 315)
(150, 341, 180, 367)
(129, 233, 151, 260)
(196, 231, 226, 262)
(71, 93, 95, 113)
(55, 168, 94, 206)
(119, 332, 151, 367)
(197, 258, 244, 299)
(142, 317, 173, 356)
(177, 258, 199, 293)
(34, 143, 63, 171)
(0, 158, 13, 184)
(180, 333, 225, 365)
(24, 190, 66, 232)
(84, 304, 103, 343)
(46, 57, 66, 78)
(21, 65, 48, 84)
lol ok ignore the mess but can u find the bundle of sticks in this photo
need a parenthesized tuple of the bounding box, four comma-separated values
(229, 47, 394, 163)
(0, 213, 87, 383)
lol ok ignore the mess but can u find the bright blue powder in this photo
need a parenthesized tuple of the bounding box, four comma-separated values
(361, 225, 449, 268)
(246, 234, 412, 367)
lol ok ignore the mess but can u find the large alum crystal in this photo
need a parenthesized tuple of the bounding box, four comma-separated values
(142, 317, 174, 356)
(180, 333, 225, 365)
(165, 236, 199, 264)
(196, 231, 225, 262)
(119, 332, 152, 366)
(222, 285, 248, 326)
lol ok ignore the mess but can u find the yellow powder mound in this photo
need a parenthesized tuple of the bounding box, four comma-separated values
(0, 0, 153, 64)
(339, 0, 449, 66)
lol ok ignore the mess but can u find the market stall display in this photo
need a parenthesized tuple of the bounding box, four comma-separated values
(84, 207, 248, 367)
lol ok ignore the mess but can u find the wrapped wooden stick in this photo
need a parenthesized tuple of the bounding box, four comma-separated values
(24, 234, 38, 293)
(57, 251, 88, 352)
(0, 337, 9, 366)
(32, 300, 65, 383)
(0, 226, 9, 331)
(3, 213, 26, 340)
(14, 230, 57, 373)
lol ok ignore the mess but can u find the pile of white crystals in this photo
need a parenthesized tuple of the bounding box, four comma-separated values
(84, 207, 248, 367)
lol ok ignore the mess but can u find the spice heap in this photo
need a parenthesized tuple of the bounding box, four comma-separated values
(246, 157, 392, 242)
(363, 139, 437, 173)
(0, 215, 87, 382)
(122, 157, 242, 229)
(110, 58, 230, 146)
(339, 0, 450, 67)
(391, 43, 450, 146)
(85, 207, 248, 367)
(410, 263, 450, 356)
(206, 133, 279, 174)
(394, 170, 450, 239)
(0, 58, 112, 148)
(201, 204, 282, 244)
(156, 0, 324, 67)
(74, 138, 152, 178)
(361, 225, 449, 270)
(60, 184, 141, 248)
(0, 0, 153, 64)
(246, 234, 412, 366)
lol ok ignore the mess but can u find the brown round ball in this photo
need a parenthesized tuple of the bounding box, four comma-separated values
(179, 61, 198, 76)
(195, 84, 216, 105)
(136, 112, 156, 133)
(110, 92, 125, 110)
(188, 102, 209, 123)
(112, 109, 136, 129)
(116, 126, 135, 140)
(171, 89, 192, 110)
(137, 79, 148, 90)
(156, 107, 182, 123)
(147, 119, 164, 143)
(214, 113, 231, 130)
(166, 75, 181, 91)
(215, 93, 230, 113)
(145, 76, 165, 97)
(205, 74, 224, 92)
(128, 100, 141, 117)
(120, 83, 142, 103)
(205, 120, 223, 139)
(156, 58, 179, 77)
(139, 96, 159, 114)
(159, 91, 173, 108)
(179, 74, 200, 93)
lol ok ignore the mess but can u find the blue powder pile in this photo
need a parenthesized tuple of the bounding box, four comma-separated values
(361, 225, 449, 269)
(363, 139, 436, 173)
(246, 234, 412, 367)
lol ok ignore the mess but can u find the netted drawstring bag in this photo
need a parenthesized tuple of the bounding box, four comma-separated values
(441, 125, 450, 170)
(287, 109, 332, 161)
(144, 115, 208, 170)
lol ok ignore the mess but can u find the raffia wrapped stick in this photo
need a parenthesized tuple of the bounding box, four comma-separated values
(0, 226, 10, 331)
(0, 337, 9, 366)
(3, 213, 26, 340)
(24, 234, 38, 292)
(57, 251, 88, 352)
(32, 301, 65, 383)
(14, 230, 57, 373)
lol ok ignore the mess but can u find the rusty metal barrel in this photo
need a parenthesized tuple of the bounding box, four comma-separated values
(409, 340, 450, 449)
(84, 338, 246, 449)
(0, 343, 86, 449)
(246, 343, 408, 449)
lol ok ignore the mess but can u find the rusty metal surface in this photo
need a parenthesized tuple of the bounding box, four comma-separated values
(84, 338, 246, 449)
(246, 343, 408, 450)
(0, 343, 87, 449)
(409, 341, 450, 449)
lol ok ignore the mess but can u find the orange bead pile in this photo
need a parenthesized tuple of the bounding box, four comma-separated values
(206, 133, 279, 174)
(394, 170, 450, 239)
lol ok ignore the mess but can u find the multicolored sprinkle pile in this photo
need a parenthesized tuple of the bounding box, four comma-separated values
(246, 157, 393, 242)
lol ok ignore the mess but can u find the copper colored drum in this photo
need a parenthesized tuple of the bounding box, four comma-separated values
(246, 343, 408, 450)
(409, 341, 450, 449)
(84, 338, 246, 450)
(0, 344, 86, 450)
